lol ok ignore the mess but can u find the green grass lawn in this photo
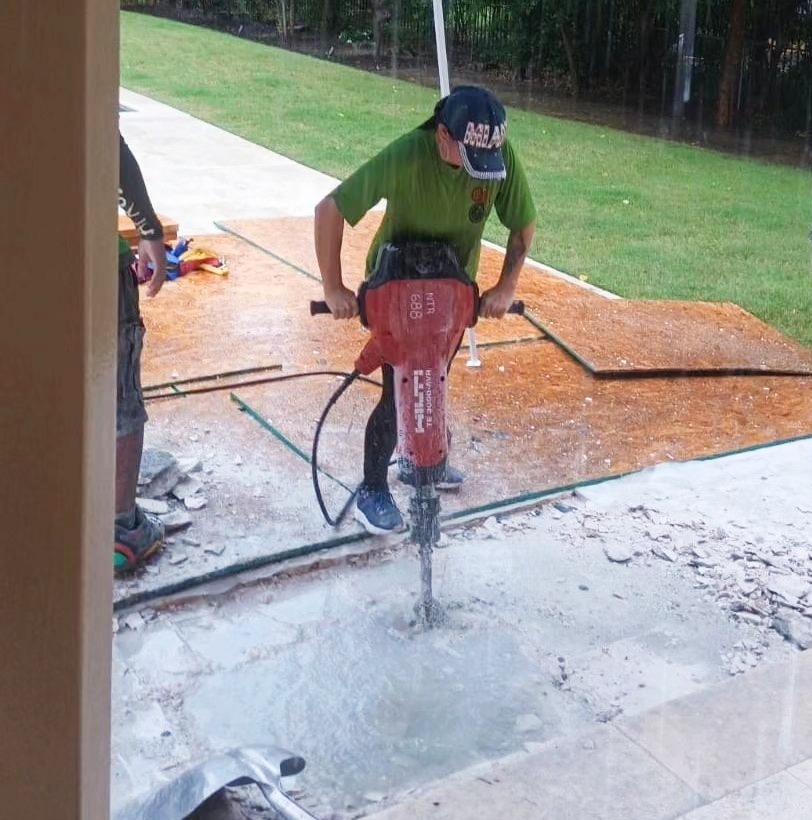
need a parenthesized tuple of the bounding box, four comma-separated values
(121, 12, 812, 347)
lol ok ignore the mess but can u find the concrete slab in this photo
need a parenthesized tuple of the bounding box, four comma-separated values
(676, 772, 812, 820)
(788, 757, 812, 788)
(364, 723, 701, 820)
(111, 501, 795, 816)
(616, 649, 812, 802)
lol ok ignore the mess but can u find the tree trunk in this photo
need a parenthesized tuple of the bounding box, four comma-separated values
(390, 0, 400, 74)
(638, 0, 656, 115)
(320, 0, 337, 47)
(560, 21, 579, 96)
(372, 0, 387, 61)
(715, 0, 747, 128)
(279, 0, 287, 42)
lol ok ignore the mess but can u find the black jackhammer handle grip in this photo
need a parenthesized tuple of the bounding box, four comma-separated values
(508, 300, 525, 315)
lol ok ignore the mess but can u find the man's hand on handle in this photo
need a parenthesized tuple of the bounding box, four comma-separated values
(324, 285, 359, 319)
(481, 221, 536, 318)
(314, 196, 358, 318)
(479, 283, 517, 319)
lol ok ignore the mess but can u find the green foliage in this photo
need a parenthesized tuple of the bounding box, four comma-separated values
(338, 26, 373, 45)
(121, 12, 812, 347)
(122, 0, 812, 131)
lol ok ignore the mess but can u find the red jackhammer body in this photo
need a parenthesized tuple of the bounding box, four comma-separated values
(354, 242, 477, 623)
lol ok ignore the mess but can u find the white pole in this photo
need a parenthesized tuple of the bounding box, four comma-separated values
(431, 0, 451, 96)
(431, 0, 481, 367)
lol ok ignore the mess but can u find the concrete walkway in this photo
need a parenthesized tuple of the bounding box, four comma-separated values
(119, 88, 338, 234)
(116, 88, 812, 820)
(368, 648, 812, 820)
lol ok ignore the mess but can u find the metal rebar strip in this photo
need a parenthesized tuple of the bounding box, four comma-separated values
(213, 220, 321, 282)
(143, 363, 283, 392)
(229, 391, 352, 493)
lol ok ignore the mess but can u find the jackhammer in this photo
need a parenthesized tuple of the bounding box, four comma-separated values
(311, 240, 522, 626)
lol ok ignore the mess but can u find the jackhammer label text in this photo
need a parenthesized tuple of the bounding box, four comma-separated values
(413, 368, 434, 433)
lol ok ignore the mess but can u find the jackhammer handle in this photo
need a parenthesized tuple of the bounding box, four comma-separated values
(312, 299, 522, 316)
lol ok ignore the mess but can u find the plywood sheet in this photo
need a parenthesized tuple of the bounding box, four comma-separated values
(140, 233, 369, 387)
(221, 214, 812, 377)
(525, 296, 812, 376)
(230, 340, 812, 514)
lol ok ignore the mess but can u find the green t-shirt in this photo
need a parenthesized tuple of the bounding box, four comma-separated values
(332, 127, 536, 280)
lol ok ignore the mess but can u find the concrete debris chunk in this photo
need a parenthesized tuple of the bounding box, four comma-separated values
(731, 599, 770, 618)
(168, 552, 189, 566)
(651, 545, 676, 562)
(603, 543, 634, 563)
(138, 448, 175, 484)
(735, 611, 764, 625)
(122, 612, 145, 631)
(135, 497, 170, 515)
(185, 495, 208, 511)
(766, 573, 810, 603)
(159, 510, 193, 532)
(172, 476, 203, 501)
(479, 516, 504, 539)
(177, 456, 203, 475)
(204, 543, 226, 556)
(772, 613, 812, 649)
(690, 557, 719, 569)
(737, 579, 758, 596)
(138, 449, 183, 498)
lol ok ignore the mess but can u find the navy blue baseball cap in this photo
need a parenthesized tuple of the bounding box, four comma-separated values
(438, 85, 507, 180)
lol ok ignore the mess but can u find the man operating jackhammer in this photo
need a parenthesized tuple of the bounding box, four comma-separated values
(313, 85, 537, 536)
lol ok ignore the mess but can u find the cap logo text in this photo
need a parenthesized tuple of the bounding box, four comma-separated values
(463, 122, 506, 149)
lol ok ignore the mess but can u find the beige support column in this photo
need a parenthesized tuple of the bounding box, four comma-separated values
(0, 1, 117, 817)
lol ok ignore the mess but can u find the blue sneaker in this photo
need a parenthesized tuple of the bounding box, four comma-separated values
(398, 462, 465, 491)
(354, 485, 406, 535)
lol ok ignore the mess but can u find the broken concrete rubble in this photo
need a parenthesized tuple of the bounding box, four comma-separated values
(118, 448, 221, 584)
(138, 448, 185, 498)
(563, 483, 812, 670)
